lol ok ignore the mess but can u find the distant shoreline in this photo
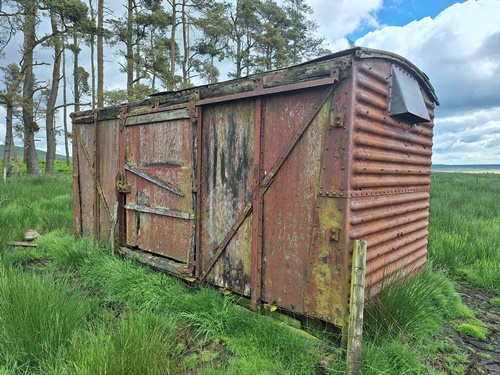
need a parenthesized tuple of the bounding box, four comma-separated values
(432, 164, 500, 173)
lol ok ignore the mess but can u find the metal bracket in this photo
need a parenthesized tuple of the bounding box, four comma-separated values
(333, 113, 344, 128)
(178, 254, 196, 275)
(326, 227, 341, 242)
(115, 172, 131, 193)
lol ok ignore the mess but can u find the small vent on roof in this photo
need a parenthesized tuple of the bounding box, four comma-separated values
(389, 65, 430, 123)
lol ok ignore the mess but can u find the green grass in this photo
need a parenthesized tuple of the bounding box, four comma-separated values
(0, 267, 92, 371)
(364, 265, 471, 341)
(454, 323, 488, 341)
(428, 173, 500, 294)
(58, 312, 181, 374)
(0, 158, 72, 176)
(1, 170, 497, 374)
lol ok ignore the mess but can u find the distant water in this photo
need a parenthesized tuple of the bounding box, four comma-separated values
(432, 164, 500, 173)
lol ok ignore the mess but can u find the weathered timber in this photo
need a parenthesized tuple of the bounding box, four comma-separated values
(124, 164, 185, 197)
(347, 239, 367, 375)
(124, 203, 194, 220)
(117, 246, 191, 277)
(7, 241, 38, 248)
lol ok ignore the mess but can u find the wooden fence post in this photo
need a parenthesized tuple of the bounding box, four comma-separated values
(347, 239, 367, 375)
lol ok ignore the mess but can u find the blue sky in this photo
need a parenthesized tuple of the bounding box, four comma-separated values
(349, 0, 467, 38)
(309, 0, 500, 164)
(1, 0, 499, 165)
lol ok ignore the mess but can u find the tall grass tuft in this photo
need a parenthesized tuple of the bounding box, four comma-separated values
(0, 266, 91, 370)
(361, 340, 425, 374)
(63, 312, 180, 375)
(364, 266, 468, 341)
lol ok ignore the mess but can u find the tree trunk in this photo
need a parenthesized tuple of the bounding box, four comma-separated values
(88, 0, 96, 109)
(169, 0, 176, 91)
(22, 0, 40, 176)
(45, 10, 62, 175)
(73, 32, 80, 112)
(126, 0, 134, 100)
(97, 0, 104, 107)
(11, 136, 22, 178)
(2, 100, 13, 183)
(181, 0, 188, 85)
(63, 45, 70, 166)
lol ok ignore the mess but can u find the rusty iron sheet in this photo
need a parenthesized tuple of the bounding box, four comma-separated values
(74, 122, 96, 236)
(348, 59, 435, 295)
(261, 87, 330, 314)
(303, 78, 353, 326)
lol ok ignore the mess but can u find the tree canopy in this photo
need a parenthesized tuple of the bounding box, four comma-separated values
(0, 0, 330, 178)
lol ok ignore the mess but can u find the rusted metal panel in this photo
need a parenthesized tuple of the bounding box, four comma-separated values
(303, 77, 354, 327)
(260, 87, 329, 313)
(348, 58, 435, 296)
(73, 122, 96, 236)
(72, 47, 439, 329)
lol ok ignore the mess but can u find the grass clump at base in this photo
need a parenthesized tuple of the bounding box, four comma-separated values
(361, 340, 425, 374)
(454, 323, 488, 341)
(361, 265, 475, 374)
(491, 297, 500, 307)
(61, 312, 181, 375)
(364, 265, 468, 340)
(0, 266, 92, 370)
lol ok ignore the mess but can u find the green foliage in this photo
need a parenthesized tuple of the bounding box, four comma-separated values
(103, 83, 154, 106)
(364, 266, 468, 340)
(0, 175, 73, 254)
(454, 323, 488, 341)
(0, 267, 92, 370)
(429, 173, 500, 293)
(360, 340, 425, 374)
(63, 312, 180, 374)
(1, 170, 494, 374)
(491, 297, 500, 307)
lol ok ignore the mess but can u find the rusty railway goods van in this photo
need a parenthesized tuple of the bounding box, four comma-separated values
(72, 47, 438, 329)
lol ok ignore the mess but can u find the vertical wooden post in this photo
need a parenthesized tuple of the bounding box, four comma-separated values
(251, 88, 264, 309)
(93, 111, 100, 237)
(117, 106, 128, 248)
(71, 117, 82, 237)
(347, 239, 367, 375)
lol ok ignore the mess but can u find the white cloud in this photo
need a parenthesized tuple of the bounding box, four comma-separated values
(433, 107, 500, 164)
(353, 0, 500, 164)
(309, 0, 383, 49)
(355, 0, 500, 114)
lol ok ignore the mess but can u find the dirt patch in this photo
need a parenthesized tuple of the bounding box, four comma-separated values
(454, 282, 500, 374)
(435, 282, 500, 374)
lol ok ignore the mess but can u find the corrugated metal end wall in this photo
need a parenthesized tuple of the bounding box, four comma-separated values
(349, 58, 435, 297)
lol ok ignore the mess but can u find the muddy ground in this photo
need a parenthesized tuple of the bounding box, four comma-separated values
(442, 282, 500, 374)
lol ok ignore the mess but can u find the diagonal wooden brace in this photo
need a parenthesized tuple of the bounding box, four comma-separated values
(198, 203, 253, 284)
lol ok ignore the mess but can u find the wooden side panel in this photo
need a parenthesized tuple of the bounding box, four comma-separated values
(74, 122, 96, 236)
(124, 116, 194, 263)
(200, 100, 255, 294)
(97, 118, 120, 240)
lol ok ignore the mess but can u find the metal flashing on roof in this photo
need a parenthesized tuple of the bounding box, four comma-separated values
(389, 65, 431, 123)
